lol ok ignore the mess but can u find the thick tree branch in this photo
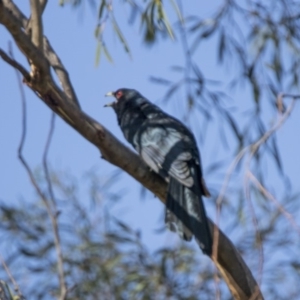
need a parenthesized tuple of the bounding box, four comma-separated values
(29, 0, 43, 50)
(2, 0, 27, 28)
(0, 2, 49, 74)
(0, 1, 264, 299)
(40, 0, 48, 12)
(2, 0, 80, 108)
(27, 0, 48, 30)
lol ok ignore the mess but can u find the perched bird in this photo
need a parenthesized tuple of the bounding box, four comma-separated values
(105, 88, 212, 255)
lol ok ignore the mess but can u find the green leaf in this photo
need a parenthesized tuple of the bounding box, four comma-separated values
(95, 41, 101, 66)
(157, 2, 175, 40)
(169, 0, 183, 23)
(95, 41, 113, 65)
(111, 16, 131, 56)
(98, 0, 106, 20)
(94, 24, 100, 38)
(103, 43, 113, 63)
(161, 8, 175, 40)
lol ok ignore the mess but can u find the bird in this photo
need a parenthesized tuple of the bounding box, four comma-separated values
(105, 88, 212, 255)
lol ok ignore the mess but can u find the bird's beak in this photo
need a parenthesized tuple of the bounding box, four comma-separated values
(105, 91, 114, 97)
(104, 91, 116, 107)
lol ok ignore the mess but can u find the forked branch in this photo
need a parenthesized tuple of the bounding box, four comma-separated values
(0, 1, 264, 299)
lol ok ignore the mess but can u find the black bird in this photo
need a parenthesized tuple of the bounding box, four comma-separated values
(105, 88, 212, 255)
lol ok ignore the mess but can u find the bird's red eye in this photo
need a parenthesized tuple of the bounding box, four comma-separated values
(116, 90, 123, 99)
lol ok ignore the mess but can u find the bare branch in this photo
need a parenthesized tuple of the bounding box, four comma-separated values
(2, 42, 264, 300)
(29, 0, 43, 50)
(0, 2, 49, 73)
(0, 256, 23, 299)
(248, 171, 300, 235)
(2, 0, 27, 28)
(0, 48, 30, 81)
(40, 0, 48, 13)
(43, 37, 80, 108)
(26, 0, 48, 37)
(17, 105, 68, 300)
(42, 113, 67, 300)
(10, 44, 68, 300)
(28, 81, 264, 300)
(241, 94, 297, 285)
(214, 93, 297, 252)
(243, 170, 264, 287)
(250, 95, 296, 156)
(2, 0, 80, 108)
(1, 1, 265, 299)
(210, 92, 298, 299)
(43, 113, 56, 206)
(3, 0, 49, 31)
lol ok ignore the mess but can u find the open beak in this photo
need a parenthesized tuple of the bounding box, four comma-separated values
(105, 91, 114, 97)
(104, 91, 116, 107)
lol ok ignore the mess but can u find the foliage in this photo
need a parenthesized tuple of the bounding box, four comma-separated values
(1, 0, 300, 299)
(60, 0, 300, 298)
(0, 169, 218, 300)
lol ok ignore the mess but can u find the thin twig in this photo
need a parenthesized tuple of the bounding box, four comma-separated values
(213, 93, 297, 277)
(248, 171, 300, 235)
(43, 112, 56, 206)
(10, 44, 68, 300)
(250, 95, 296, 155)
(0, 48, 30, 81)
(42, 113, 68, 300)
(176, 1, 220, 295)
(0, 255, 23, 299)
(243, 171, 264, 286)
(213, 147, 247, 258)
(242, 95, 296, 286)
(43, 37, 80, 108)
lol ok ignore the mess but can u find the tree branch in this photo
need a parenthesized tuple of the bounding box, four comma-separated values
(11, 44, 68, 300)
(2, 0, 27, 28)
(0, 256, 23, 299)
(43, 37, 80, 107)
(0, 2, 49, 74)
(29, 0, 43, 50)
(0, 48, 30, 80)
(1, 0, 80, 108)
(42, 113, 67, 300)
(0, 1, 264, 299)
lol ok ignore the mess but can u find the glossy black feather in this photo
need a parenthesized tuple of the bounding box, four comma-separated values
(109, 88, 212, 255)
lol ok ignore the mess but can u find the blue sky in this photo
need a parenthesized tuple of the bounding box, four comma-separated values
(1, 1, 300, 295)
(1, 0, 212, 252)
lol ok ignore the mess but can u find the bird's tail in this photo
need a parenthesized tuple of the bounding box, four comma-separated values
(165, 177, 212, 256)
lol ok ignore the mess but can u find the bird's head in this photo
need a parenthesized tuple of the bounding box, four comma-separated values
(104, 88, 139, 109)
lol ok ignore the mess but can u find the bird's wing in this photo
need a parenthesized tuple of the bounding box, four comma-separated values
(136, 100, 210, 195)
(137, 125, 195, 188)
